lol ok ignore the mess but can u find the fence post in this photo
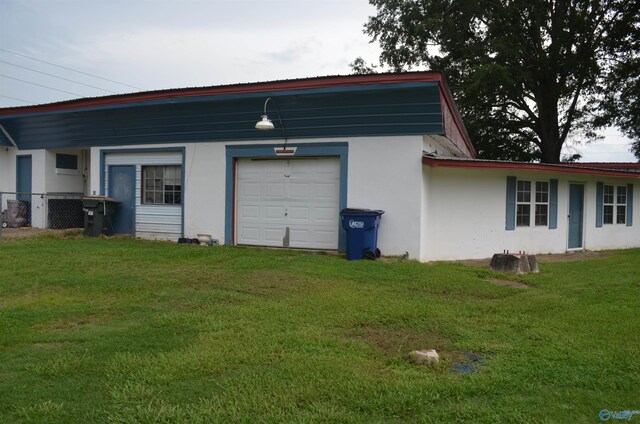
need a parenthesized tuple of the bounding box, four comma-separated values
(0, 191, 3, 241)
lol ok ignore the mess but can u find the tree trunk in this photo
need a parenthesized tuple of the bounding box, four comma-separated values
(536, 85, 562, 164)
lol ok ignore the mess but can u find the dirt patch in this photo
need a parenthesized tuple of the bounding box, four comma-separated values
(33, 313, 102, 331)
(485, 278, 530, 289)
(458, 250, 612, 267)
(348, 325, 465, 363)
(0, 228, 83, 240)
(32, 342, 76, 351)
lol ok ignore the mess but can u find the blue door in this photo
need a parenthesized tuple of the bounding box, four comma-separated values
(568, 184, 584, 249)
(16, 155, 32, 225)
(108, 165, 136, 235)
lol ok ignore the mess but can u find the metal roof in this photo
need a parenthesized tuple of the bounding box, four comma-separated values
(0, 72, 474, 155)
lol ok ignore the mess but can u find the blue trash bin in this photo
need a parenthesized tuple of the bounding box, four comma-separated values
(340, 208, 385, 260)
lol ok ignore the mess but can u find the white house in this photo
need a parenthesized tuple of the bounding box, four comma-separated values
(0, 72, 638, 260)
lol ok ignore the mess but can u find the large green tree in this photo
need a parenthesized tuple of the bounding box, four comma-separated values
(354, 0, 640, 163)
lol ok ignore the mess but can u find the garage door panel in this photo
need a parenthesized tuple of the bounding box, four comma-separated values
(239, 204, 261, 219)
(315, 182, 339, 199)
(265, 206, 285, 219)
(265, 182, 286, 198)
(289, 228, 310, 243)
(236, 158, 339, 250)
(240, 182, 262, 198)
(264, 228, 284, 242)
(239, 226, 260, 242)
(289, 206, 310, 220)
(315, 229, 338, 245)
(290, 183, 310, 199)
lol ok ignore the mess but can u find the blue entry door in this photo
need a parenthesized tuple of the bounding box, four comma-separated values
(16, 155, 32, 225)
(568, 184, 584, 249)
(16, 155, 32, 198)
(108, 165, 136, 235)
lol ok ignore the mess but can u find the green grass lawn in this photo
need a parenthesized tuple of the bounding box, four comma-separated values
(0, 237, 638, 423)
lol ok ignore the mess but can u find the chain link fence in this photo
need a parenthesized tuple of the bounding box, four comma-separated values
(0, 192, 84, 240)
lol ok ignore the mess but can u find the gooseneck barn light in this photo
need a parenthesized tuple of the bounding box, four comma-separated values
(255, 97, 289, 149)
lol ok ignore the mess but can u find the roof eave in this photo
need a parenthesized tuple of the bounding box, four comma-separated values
(422, 156, 640, 179)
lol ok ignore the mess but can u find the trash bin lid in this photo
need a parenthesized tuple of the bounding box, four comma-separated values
(340, 208, 385, 216)
(82, 195, 120, 203)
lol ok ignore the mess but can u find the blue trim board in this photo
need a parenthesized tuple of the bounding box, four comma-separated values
(505, 176, 516, 230)
(596, 182, 604, 228)
(549, 179, 558, 229)
(99, 147, 186, 237)
(225, 142, 349, 252)
(1, 82, 439, 119)
(3, 85, 443, 150)
(627, 183, 633, 227)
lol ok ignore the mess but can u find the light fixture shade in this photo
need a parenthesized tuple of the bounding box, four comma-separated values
(255, 115, 275, 130)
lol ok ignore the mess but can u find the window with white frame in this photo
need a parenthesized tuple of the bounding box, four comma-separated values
(516, 180, 549, 227)
(603, 184, 626, 224)
(142, 165, 182, 205)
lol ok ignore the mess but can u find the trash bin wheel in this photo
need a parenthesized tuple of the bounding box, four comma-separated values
(375, 248, 381, 258)
(364, 250, 376, 260)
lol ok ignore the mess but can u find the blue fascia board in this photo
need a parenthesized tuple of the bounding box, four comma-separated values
(0, 132, 11, 147)
(2, 83, 443, 150)
(0, 82, 439, 119)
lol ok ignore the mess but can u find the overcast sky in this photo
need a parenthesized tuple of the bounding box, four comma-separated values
(0, 0, 635, 162)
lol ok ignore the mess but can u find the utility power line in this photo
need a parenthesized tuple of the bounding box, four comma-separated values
(0, 94, 33, 104)
(0, 74, 84, 97)
(0, 60, 118, 94)
(0, 48, 143, 91)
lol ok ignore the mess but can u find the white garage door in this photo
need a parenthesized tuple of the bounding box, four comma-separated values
(236, 157, 340, 250)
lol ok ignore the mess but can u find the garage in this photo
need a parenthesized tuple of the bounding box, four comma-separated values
(236, 157, 340, 249)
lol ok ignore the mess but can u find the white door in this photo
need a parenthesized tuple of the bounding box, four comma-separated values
(236, 157, 340, 249)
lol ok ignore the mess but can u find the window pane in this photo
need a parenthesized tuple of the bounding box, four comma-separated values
(517, 180, 531, 203)
(142, 165, 182, 205)
(617, 186, 627, 204)
(604, 185, 614, 204)
(535, 204, 548, 226)
(617, 206, 626, 224)
(517, 204, 530, 226)
(145, 191, 155, 204)
(536, 181, 549, 203)
(604, 205, 614, 224)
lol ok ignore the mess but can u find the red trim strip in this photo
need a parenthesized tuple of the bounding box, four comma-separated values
(231, 157, 237, 245)
(422, 156, 640, 179)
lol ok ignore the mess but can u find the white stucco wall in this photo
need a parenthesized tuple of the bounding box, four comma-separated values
(421, 166, 640, 261)
(0, 148, 11, 192)
(44, 149, 87, 194)
(347, 136, 424, 257)
(90, 135, 426, 257)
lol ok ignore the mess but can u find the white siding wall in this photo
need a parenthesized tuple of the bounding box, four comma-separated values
(103, 151, 183, 241)
(421, 167, 640, 261)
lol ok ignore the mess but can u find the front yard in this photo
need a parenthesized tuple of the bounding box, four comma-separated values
(0, 237, 638, 423)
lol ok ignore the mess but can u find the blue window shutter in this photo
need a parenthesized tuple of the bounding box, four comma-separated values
(506, 176, 516, 230)
(627, 183, 634, 226)
(549, 179, 558, 229)
(596, 182, 604, 228)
